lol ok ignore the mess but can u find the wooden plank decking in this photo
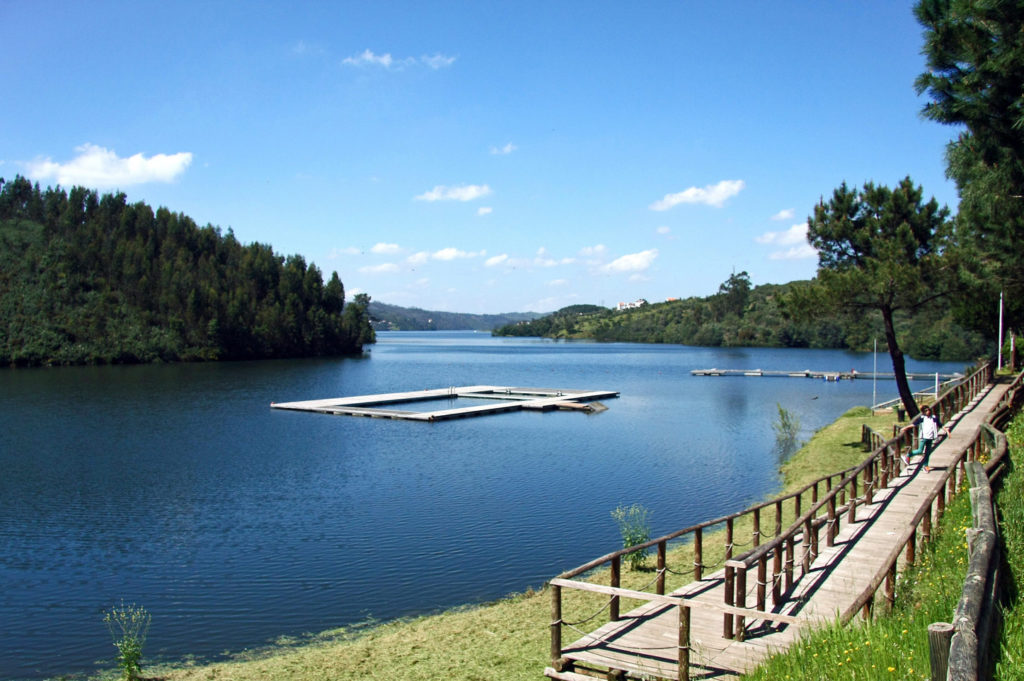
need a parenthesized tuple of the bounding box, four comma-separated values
(547, 379, 1010, 680)
(271, 386, 619, 421)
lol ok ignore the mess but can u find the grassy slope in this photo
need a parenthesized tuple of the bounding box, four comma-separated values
(115, 407, 899, 681)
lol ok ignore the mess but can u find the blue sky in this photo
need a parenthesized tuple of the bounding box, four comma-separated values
(1, 1, 961, 314)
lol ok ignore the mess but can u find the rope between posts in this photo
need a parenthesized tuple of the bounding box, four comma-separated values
(560, 568, 666, 627)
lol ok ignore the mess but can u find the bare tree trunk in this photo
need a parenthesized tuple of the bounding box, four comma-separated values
(883, 306, 919, 417)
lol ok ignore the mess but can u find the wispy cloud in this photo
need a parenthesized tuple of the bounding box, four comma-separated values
(407, 251, 429, 265)
(771, 208, 795, 221)
(656, 226, 671, 235)
(432, 247, 485, 260)
(415, 184, 492, 202)
(329, 246, 361, 258)
(756, 223, 809, 246)
(756, 222, 817, 260)
(602, 249, 659, 273)
(359, 263, 400, 274)
(490, 142, 517, 155)
(25, 143, 192, 188)
(370, 242, 401, 254)
(421, 53, 456, 69)
(342, 49, 455, 70)
(485, 254, 509, 267)
(769, 245, 817, 260)
(292, 40, 326, 56)
(649, 179, 745, 210)
(477, 206, 493, 216)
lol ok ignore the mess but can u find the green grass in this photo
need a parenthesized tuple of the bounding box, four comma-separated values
(83, 404, 1016, 681)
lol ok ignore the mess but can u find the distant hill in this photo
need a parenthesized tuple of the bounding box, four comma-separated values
(492, 278, 990, 362)
(368, 301, 543, 331)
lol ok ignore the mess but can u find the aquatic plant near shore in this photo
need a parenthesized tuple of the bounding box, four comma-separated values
(104, 601, 151, 681)
(611, 504, 652, 570)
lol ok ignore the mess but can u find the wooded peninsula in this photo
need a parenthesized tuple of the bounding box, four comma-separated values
(492, 271, 990, 362)
(0, 176, 374, 367)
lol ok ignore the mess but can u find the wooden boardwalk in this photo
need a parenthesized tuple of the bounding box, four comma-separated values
(272, 385, 618, 421)
(547, 376, 1009, 681)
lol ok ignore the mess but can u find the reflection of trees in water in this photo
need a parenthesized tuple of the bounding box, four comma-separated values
(773, 403, 802, 462)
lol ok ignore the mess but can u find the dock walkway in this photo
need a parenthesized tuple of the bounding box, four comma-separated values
(272, 386, 618, 422)
(547, 376, 1009, 680)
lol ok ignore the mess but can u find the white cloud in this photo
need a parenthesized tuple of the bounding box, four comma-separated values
(329, 246, 361, 258)
(771, 208, 796, 221)
(602, 249, 659, 273)
(490, 142, 517, 155)
(342, 49, 454, 70)
(371, 242, 401, 254)
(769, 244, 818, 260)
(415, 184, 492, 202)
(477, 206, 493, 216)
(485, 254, 509, 267)
(579, 244, 607, 257)
(756, 223, 809, 246)
(359, 263, 400, 274)
(433, 247, 485, 260)
(343, 49, 400, 68)
(756, 222, 817, 260)
(649, 179, 745, 210)
(421, 53, 456, 69)
(548, 278, 569, 286)
(26, 143, 192, 188)
(656, 226, 671, 235)
(407, 251, 430, 264)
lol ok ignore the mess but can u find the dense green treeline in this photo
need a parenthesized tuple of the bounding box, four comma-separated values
(493, 274, 989, 361)
(0, 176, 374, 366)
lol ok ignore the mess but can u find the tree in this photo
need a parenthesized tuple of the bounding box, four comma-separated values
(915, 0, 1024, 333)
(803, 178, 956, 417)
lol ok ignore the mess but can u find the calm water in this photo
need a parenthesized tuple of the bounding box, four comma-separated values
(0, 333, 965, 679)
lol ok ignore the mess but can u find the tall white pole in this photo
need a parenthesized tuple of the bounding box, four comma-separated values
(998, 290, 1004, 369)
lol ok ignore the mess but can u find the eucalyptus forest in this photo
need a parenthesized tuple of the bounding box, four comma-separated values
(0, 176, 374, 366)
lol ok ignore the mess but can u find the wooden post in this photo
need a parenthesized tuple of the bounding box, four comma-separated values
(928, 622, 953, 681)
(866, 459, 875, 505)
(657, 540, 667, 595)
(785, 535, 794, 590)
(862, 592, 873, 621)
(772, 544, 782, 606)
(827, 496, 837, 546)
(812, 480, 819, 505)
(735, 567, 747, 641)
(923, 508, 932, 544)
(885, 563, 896, 612)
(550, 583, 562, 665)
(678, 604, 691, 681)
(757, 555, 767, 611)
(907, 529, 917, 567)
(801, 519, 812, 574)
(693, 528, 702, 582)
(848, 476, 858, 524)
(726, 518, 734, 562)
(723, 565, 734, 639)
(610, 555, 620, 621)
(753, 507, 761, 548)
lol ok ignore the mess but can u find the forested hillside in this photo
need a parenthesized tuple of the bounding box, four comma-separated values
(494, 273, 989, 362)
(0, 176, 374, 366)
(368, 301, 541, 331)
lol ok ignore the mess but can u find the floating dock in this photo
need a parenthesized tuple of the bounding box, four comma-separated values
(271, 385, 619, 422)
(691, 368, 962, 381)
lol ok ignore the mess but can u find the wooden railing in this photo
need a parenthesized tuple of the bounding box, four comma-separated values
(722, 361, 994, 640)
(547, 362, 995, 680)
(935, 368, 1024, 681)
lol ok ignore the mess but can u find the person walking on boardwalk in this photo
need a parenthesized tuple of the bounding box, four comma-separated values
(901, 405, 949, 472)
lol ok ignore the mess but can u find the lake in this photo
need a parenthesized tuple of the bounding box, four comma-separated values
(0, 332, 967, 679)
